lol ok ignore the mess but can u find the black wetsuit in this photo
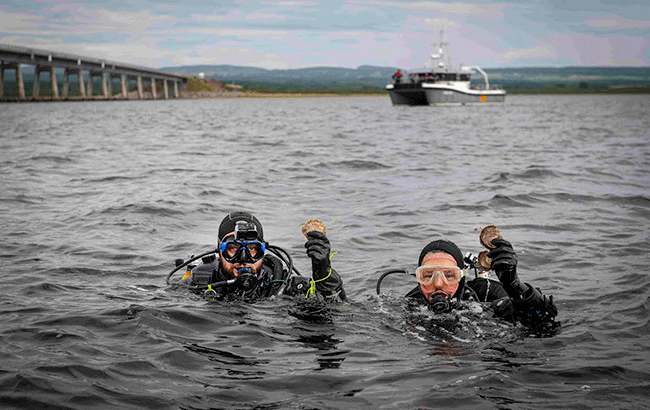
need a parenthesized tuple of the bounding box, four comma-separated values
(182, 253, 345, 301)
(405, 277, 557, 327)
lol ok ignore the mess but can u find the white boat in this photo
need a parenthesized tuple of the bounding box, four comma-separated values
(386, 30, 506, 106)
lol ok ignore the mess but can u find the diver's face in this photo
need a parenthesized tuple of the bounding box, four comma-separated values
(219, 233, 263, 279)
(418, 252, 460, 301)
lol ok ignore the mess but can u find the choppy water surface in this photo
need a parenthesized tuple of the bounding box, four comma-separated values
(1, 94, 649, 409)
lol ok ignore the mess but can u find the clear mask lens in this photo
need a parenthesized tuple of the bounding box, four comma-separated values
(415, 265, 463, 286)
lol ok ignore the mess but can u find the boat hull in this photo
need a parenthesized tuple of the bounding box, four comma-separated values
(386, 84, 506, 106)
(387, 87, 429, 105)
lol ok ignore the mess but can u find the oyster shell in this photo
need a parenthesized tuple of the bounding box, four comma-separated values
(302, 219, 327, 238)
(479, 225, 502, 249)
(477, 250, 492, 270)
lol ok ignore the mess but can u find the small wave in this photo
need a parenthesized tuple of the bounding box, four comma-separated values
(485, 172, 510, 183)
(432, 202, 490, 212)
(26, 154, 75, 164)
(488, 194, 533, 208)
(545, 192, 599, 203)
(540, 364, 649, 383)
(516, 167, 561, 179)
(82, 175, 139, 183)
(373, 208, 419, 217)
(34, 330, 86, 342)
(161, 242, 210, 254)
(287, 149, 314, 157)
(484, 167, 560, 184)
(98, 203, 184, 217)
(575, 126, 614, 136)
(38, 363, 112, 380)
(167, 167, 200, 173)
(604, 194, 650, 208)
(583, 167, 624, 180)
(331, 160, 391, 170)
(184, 343, 267, 367)
(0, 194, 45, 205)
(20, 282, 75, 296)
(198, 189, 226, 197)
(251, 139, 287, 148)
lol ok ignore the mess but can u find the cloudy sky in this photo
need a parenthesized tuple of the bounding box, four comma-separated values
(1, 1, 649, 70)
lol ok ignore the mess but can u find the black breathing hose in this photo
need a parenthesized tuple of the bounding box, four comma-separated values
(267, 244, 302, 277)
(267, 244, 301, 295)
(165, 249, 217, 285)
(376, 268, 410, 295)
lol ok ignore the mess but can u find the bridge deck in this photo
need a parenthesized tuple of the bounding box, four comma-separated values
(1, 44, 189, 101)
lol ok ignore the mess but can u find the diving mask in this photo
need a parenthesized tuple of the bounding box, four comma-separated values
(415, 265, 463, 286)
(219, 240, 266, 263)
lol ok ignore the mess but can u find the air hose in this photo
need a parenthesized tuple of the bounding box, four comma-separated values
(376, 268, 411, 295)
(165, 249, 217, 285)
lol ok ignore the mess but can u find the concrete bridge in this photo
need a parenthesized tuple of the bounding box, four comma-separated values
(0, 44, 189, 101)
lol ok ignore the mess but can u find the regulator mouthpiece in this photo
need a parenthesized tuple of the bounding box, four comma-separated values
(428, 293, 452, 313)
(235, 269, 257, 290)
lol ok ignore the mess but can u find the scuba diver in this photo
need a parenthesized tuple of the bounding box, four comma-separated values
(167, 211, 345, 301)
(377, 233, 557, 328)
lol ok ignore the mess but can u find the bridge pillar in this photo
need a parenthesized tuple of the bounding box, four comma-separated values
(107, 74, 113, 98)
(121, 74, 127, 98)
(16, 64, 25, 100)
(89, 72, 95, 98)
(174, 81, 179, 98)
(86, 72, 91, 97)
(137, 76, 143, 99)
(163, 79, 169, 99)
(78, 69, 85, 98)
(87, 72, 93, 98)
(62, 68, 69, 99)
(101, 73, 108, 98)
(0, 64, 4, 99)
(33, 64, 41, 98)
(151, 78, 157, 99)
(50, 66, 59, 100)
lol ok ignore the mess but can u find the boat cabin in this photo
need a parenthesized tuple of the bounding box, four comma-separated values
(407, 71, 471, 84)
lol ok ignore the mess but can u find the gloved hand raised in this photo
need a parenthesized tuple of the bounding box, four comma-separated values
(304, 231, 331, 278)
(487, 238, 521, 291)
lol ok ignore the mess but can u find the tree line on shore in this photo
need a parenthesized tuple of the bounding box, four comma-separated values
(3, 65, 649, 98)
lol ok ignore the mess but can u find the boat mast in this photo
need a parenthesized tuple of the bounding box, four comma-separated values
(430, 29, 451, 73)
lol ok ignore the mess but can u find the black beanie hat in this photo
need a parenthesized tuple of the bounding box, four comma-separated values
(418, 239, 465, 269)
(218, 211, 264, 241)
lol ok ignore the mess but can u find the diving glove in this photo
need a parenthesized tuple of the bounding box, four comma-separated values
(304, 231, 331, 279)
(488, 238, 527, 297)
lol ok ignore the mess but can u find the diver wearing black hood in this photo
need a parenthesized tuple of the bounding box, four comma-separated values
(405, 239, 557, 327)
(177, 211, 345, 301)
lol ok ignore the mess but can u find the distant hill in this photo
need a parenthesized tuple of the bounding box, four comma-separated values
(3, 64, 648, 95)
(161, 64, 397, 89)
(161, 64, 650, 91)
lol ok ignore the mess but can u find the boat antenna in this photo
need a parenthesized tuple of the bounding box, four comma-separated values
(430, 29, 451, 72)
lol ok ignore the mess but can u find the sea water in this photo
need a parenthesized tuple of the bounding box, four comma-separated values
(1, 94, 649, 409)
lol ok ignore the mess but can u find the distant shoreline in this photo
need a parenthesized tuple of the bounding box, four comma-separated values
(182, 84, 650, 98)
(2, 86, 649, 103)
(3, 76, 648, 102)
